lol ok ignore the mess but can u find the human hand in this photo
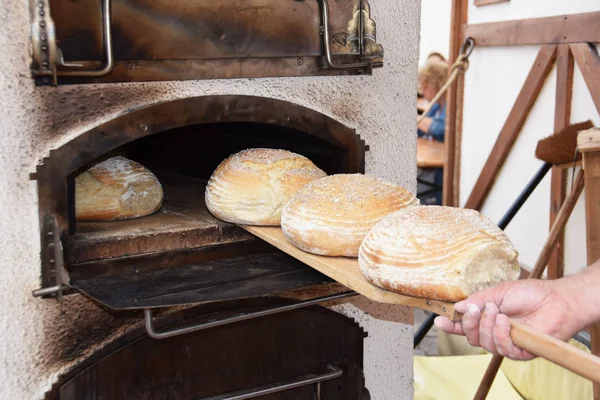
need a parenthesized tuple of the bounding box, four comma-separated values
(434, 279, 584, 360)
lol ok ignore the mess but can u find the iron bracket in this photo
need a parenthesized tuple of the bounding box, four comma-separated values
(144, 291, 358, 340)
(32, 215, 70, 299)
(320, 0, 383, 70)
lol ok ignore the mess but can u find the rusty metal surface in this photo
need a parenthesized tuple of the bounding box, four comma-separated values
(72, 252, 333, 310)
(56, 57, 371, 85)
(37, 0, 383, 84)
(33, 95, 365, 293)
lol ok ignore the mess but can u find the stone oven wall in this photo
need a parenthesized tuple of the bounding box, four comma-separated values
(0, 0, 422, 398)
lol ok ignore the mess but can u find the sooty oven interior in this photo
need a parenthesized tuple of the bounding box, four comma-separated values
(34, 95, 371, 399)
(30, 0, 385, 398)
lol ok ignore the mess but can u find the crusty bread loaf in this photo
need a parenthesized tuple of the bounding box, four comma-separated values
(359, 206, 520, 302)
(75, 156, 163, 221)
(205, 148, 327, 225)
(281, 174, 419, 257)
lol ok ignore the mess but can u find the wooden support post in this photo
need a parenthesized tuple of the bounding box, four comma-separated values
(463, 11, 600, 47)
(443, 0, 468, 207)
(548, 44, 574, 280)
(570, 43, 600, 115)
(579, 128, 600, 400)
(464, 45, 557, 211)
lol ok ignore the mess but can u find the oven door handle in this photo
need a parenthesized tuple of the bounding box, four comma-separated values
(319, 0, 370, 70)
(56, 0, 113, 77)
(197, 364, 342, 400)
(144, 292, 356, 340)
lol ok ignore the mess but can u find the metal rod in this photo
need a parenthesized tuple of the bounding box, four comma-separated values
(414, 313, 437, 348)
(32, 285, 65, 297)
(57, 0, 113, 76)
(198, 364, 342, 400)
(145, 291, 357, 340)
(497, 162, 552, 230)
(319, 0, 369, 69)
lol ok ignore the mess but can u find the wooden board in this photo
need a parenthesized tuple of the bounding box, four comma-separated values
(474, 0, 509, 6)
(463, 11, 600, 47)
(443, 0, 468, 207)
(242, 225, 458, 320)
(417, 138, 446, 169)
(548, 44, 574, 280)
(71, 173, 253, 263)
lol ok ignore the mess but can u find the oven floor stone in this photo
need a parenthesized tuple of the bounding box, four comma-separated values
(413, 309, 439, 356)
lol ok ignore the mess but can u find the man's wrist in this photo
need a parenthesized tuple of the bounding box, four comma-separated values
(560, 263, 600, 329)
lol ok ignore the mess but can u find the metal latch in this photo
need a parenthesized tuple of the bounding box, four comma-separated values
(32, 215, 70, 299)
(320, 0, 383, 70)
(30, 0, 113, 85)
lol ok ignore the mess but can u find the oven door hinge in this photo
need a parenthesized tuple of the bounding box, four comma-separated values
(30, 0, 113, 86)
(32, 215, 70, 300)
(320, 0, 384, 70)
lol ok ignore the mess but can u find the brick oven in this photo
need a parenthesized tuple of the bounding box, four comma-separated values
(0, 0, 420, 399)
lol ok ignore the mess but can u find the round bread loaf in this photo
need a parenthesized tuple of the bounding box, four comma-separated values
(281, 174, 419, 257)
(75, 156, 163, 221)
(359, 206, 521, 302)
(205, 148, 327, 225)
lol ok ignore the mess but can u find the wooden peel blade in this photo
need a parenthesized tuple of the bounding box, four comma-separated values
(240, 225, 459, 320)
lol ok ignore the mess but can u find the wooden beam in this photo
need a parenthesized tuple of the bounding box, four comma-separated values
(570, 43, 600, 115)
(464, 11, 600, 47)
(474, 0, 509, 6)
(548, 44, 574, 280)
(443, 0, 468, 207)
(464, 45, 557, 211)
(579, 128, 600, 400)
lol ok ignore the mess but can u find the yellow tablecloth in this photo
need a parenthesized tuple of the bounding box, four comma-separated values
(414, 354, 524, 400)
(415, 332, 593, 400)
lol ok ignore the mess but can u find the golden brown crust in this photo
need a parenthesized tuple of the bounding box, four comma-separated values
(205, 148, 326, 225)
(281, 174, 419, 257)
(75, 156, 163, 221)
(366, 275, 468, 302)
(358, 206, 521, 301)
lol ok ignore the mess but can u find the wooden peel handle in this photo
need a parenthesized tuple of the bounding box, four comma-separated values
(456, 311, 600, 384)
(509, 319, 600, 384)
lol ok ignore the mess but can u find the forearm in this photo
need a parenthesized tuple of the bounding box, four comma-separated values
(417, 117, 433, 133)
(557, 259, 600, 329)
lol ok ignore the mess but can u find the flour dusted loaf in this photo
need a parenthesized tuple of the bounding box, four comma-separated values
(75, 156, 163, 221)
(281, 174, 419, 257)
(205, 148, 326, 225)
(359, 206, 520, 302)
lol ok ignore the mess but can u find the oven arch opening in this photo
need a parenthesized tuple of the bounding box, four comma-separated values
(32, 95, 367, 310)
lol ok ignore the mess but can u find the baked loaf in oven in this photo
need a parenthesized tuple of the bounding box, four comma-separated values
(358, 206, 520, 302)
(281, 174, 419, 257)
(205, 148, 327, 225)
(75, 156, 163, 221)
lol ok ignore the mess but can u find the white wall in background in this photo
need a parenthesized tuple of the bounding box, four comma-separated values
(419, 0, 452, 65)
(461, 0, 600, 274)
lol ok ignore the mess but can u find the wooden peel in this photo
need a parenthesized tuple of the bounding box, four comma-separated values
(241, 225, 458, 320)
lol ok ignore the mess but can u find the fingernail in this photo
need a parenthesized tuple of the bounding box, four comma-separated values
(485, 303, 495, 313)
(466, 303, 480, 316)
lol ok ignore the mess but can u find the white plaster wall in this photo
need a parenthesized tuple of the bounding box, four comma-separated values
(418, 0, 452, 65)
(0, 0, 421, 399)
(461, 0, 600, 274)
